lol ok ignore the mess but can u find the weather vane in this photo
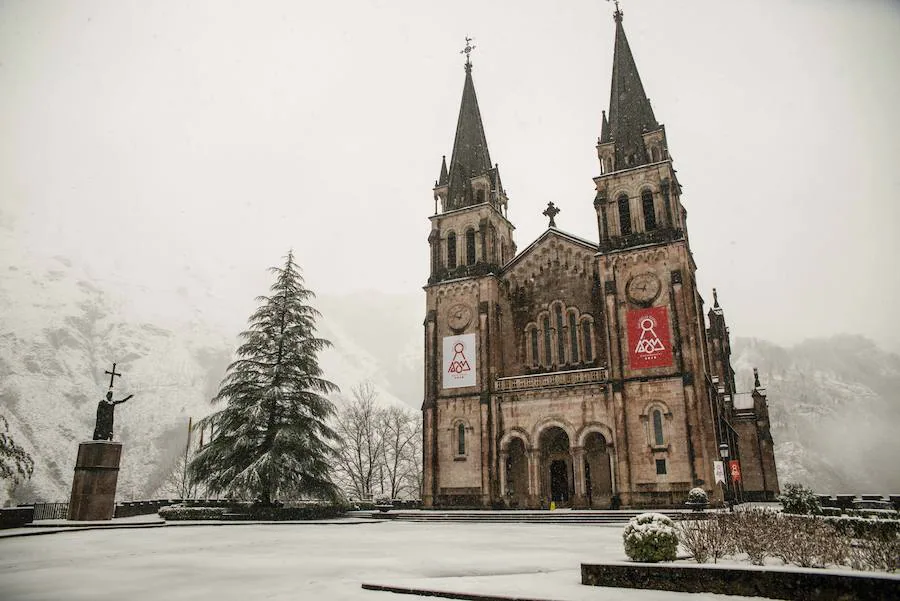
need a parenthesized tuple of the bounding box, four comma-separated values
(607, 0, 622, 17)
(460, 36, 476, 66)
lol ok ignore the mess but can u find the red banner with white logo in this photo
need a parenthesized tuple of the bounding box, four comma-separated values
(729, 460, 742, 482)
(627, 306, 673, 369)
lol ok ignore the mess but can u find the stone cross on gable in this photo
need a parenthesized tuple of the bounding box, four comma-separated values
(543, 201, 560, 228)
(105, 362, 122, 389)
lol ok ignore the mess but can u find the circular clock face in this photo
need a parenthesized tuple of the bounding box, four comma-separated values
(448, 303, 473, 331)
(626, 272, 662, 305)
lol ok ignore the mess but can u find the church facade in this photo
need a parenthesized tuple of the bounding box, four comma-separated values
(421, 10, 779, 509)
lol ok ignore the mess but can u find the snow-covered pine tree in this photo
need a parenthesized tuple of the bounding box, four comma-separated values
(189, 252, 341, 505)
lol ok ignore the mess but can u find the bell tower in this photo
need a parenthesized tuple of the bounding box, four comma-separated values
(593, 7, 720, 504)
(422, 43, 516, 508)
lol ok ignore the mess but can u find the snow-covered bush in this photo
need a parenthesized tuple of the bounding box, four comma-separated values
(731, 507, 778, 565)
(623, 512, 678, 562)
(158, 506, 229, 521)
(676, 512, 734, 564)
(771, 515, 846, 568)
(685, 487, 709, 505)
(778, 482, 821, 515)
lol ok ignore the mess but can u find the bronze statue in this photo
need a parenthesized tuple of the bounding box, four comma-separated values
(93, 390, 133, 441)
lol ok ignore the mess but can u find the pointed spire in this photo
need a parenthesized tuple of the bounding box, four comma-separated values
(713, 287, 720, 308)
(446, 53, 493, 209)
(600, 110, 610, 144)
(438, 155, 449, 186)
(606, 8, 659, 167)
(753, 367, 761, 389)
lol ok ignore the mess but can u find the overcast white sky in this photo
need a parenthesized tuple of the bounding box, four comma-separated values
(1, 0, 898, 349)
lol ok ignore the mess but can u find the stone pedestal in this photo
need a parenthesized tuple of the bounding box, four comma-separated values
(68, 441, 122, 521)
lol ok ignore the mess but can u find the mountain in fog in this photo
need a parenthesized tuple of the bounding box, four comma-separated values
(731, 335, 900, 494)
(2, 226, 896, 503)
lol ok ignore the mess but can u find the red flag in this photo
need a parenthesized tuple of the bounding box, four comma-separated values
(729, 460, 742, 482)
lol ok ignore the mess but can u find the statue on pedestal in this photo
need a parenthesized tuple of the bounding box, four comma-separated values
(93, 390, 133, 441)
(91, 362, 134, 441)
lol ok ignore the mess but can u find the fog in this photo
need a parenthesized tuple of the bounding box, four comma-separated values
(2, 0, 898, 349)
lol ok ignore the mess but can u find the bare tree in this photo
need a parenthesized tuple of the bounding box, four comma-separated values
(332, 382, 385, 500)
(381, 406, 422, 499)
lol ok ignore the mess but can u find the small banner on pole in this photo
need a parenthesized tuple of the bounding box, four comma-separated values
(714, 461, 726, 484)
(729, 460, 742, 483)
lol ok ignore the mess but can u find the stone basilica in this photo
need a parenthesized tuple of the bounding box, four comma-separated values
(422, 10, 780, 509)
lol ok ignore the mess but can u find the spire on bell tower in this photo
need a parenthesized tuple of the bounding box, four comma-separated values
(433, 37, 508, 215)
(598, 2, 662, 170)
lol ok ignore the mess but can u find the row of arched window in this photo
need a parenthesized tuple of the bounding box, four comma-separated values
(617, 190, 658, 236)
(438, 227, 509, 271)
(525, 303, 595, 368)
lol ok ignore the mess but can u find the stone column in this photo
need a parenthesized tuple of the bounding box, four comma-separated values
(68, 441, 122, 521)
(571, 446, 587, 508)
(498, 450, 509, 501)
(528, 448, 541, 508)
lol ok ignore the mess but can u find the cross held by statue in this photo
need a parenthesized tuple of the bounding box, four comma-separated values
(105, 362, 122, 389)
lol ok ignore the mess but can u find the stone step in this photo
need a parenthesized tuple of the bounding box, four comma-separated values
(373, 510, 687, 524)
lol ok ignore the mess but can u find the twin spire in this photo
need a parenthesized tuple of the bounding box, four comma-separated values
(437, 8, 660, 210)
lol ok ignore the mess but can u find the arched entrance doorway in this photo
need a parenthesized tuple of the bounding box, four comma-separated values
(583, 432, 613, 508)
(539, 426, 572, 506)
(505, 437, 528, 508)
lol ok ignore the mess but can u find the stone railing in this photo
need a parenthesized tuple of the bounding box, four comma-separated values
(495, 367, 608, 392)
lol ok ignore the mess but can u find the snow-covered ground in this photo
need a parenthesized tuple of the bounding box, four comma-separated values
(0, 521, 766, 601)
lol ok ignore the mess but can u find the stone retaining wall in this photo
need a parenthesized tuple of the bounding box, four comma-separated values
(581, 562, 900, 601)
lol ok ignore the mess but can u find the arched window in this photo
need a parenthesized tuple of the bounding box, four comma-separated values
(465, 229, 476, 265)
(618, 194, 631, 236)
(542, 316, 552, 365)
(458, 423, 466, 455)
(651, 146, 660, 162)
(500, 239, 506, 265)
(652, 409, 665, 446)
(642, 190, 657, 231)
(555, 305, 565, 363)
(447, 232, 457, 269)
(569, 312, 579, 363)
(582, 320, 593, 362)
(530, 328, 539, 367)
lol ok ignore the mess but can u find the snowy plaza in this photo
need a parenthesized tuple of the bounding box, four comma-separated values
(0, 519, 768, 601)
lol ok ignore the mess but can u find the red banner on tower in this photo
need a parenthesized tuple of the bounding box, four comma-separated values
(627, 306, 673, 369)
(729, 460, 742, 483)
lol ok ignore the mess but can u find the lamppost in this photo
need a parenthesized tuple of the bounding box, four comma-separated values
(719, 442, 731, 509)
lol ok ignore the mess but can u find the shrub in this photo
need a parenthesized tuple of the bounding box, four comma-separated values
(771, 515, 847, 568)
(158, 506, 229, 521)
(244, 504, 347, 521)
(623, 512, 678, 563)
(677, 512, 734, 564)
(823, 515, 900, 540)
(731, 507, 778, 565)
(779, 482, 822, 515)
(686, 488, 709, 505)
(849, 530, 900, 573)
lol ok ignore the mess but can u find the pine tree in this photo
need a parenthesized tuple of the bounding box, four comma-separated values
(189, 252, 340, 504)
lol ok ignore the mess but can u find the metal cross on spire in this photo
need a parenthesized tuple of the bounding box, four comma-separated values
(104, 362, 122, 389)
(607, 0, 623, 20)
(543, 202, 561, 228)
(460, 36, 476, 67)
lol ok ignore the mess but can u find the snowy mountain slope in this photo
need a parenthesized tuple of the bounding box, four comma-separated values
(0, 248, 416, 503)
(731, 336, 900, 494)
